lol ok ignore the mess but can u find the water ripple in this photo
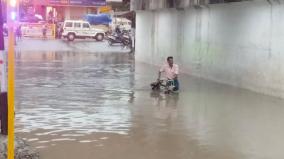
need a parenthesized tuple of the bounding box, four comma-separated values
(15, 52, 134, 136)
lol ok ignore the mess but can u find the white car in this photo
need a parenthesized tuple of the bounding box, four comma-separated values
(62, 20, 105, 41)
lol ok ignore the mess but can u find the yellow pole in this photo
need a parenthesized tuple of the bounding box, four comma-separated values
(7, 26, 15, 159)
(7, 0, 16, 158)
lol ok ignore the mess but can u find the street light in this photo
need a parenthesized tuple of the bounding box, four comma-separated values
(9, 0, 17, 20)
(7, 0, 17, 158)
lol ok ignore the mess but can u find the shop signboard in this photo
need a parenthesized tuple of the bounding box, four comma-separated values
(48, 0, 106, 6)
(33, 0, 49, 5)
(72, 0, 106, 6)
(49, 0, 69, 5)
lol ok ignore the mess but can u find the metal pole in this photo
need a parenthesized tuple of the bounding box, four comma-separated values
(7, 0, 16, 158)
(7, 24, 15, 159)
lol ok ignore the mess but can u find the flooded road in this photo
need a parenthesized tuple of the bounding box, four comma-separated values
(15, 51, 284, 159)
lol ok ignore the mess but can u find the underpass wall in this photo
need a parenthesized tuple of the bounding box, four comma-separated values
(136, 0, 284, 98)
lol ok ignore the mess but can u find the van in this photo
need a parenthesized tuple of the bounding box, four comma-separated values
(62, 20, 105, 41)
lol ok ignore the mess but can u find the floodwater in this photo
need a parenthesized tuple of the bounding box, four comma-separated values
(15, 51, 284, 159)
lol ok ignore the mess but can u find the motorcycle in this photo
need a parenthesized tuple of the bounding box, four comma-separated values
(151, 79, 178, 94)
(107, 31, 132, 49)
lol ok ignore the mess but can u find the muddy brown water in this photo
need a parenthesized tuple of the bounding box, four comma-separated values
(15, 52, 284, 159)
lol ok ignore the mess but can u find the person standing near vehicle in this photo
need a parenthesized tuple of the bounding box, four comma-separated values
(158, 56, 180, 93)
(42, 24, 47, 39)
(56, 23, 62, 39)
(115, 25, 121, 35)
(16, 24, 22, 41)
(55, 23, 64, 39)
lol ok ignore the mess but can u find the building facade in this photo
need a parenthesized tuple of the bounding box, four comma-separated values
(18, 0, 108, 22)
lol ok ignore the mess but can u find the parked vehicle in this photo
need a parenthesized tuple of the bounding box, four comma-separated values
(83, 14, 112, 26)
(20, 14, 44, 23)
(83, 14, 112, 33)
(62, 20, 105, 41)
(107, 31, 132, 49)
(111, 17, 132, 32)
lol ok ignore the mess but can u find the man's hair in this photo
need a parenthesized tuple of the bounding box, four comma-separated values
(167, 56, 173, 61)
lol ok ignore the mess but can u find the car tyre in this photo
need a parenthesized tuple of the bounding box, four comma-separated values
(67, 33, 75, 41)
(95, 33, 104, 41)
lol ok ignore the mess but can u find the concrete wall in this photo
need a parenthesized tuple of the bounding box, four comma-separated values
(64, 7, 88, 20)
(135, 0, 284, 98)
(130, 0, 210, 10)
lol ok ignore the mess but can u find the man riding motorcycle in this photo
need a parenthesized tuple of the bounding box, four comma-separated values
(154, 56, 180, 94)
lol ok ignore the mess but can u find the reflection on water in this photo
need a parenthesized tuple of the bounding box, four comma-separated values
(150, 92, 178, 120)
(15, 52, 135, 137)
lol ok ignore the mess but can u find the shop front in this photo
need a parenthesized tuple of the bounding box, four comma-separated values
(46, 0, 106, 21)
(31, 0, 106, 22)
(17, 0, 107, 38)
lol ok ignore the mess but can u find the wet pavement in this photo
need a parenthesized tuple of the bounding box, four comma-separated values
(11, 38, 131, 53)
(14, 51, 284, 159)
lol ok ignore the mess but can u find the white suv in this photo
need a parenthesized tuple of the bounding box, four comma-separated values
(62, 20, 105, 41)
